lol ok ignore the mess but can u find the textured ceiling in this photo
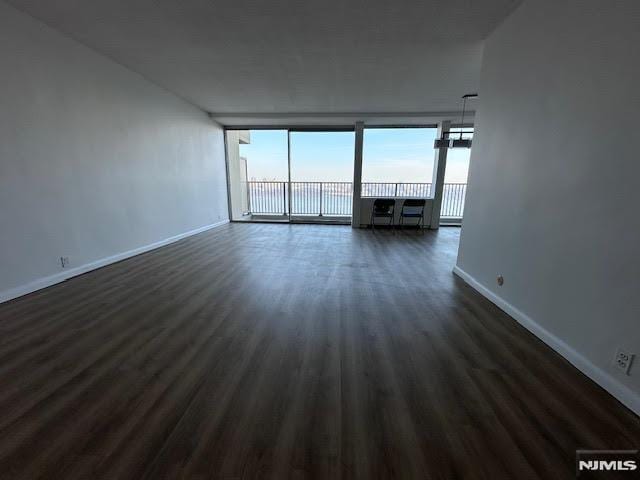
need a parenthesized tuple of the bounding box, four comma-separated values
(8, 0, 522, 117)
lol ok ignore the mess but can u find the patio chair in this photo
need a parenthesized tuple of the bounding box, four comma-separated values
(370, 199, 396, 230)
(399, 199, 426, 231)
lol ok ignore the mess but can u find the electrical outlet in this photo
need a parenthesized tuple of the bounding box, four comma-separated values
(497, 274, 504, 286)
(60, 256, 70, 268)
(614, 349, 634, 375)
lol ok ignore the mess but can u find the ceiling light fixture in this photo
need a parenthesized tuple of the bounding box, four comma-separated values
(434, 93, 478, 149)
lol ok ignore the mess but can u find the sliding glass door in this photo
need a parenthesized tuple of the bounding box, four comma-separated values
(226, 129, 289, 222)
(288, 129, 355, 221)
(226, 128, 354, 223)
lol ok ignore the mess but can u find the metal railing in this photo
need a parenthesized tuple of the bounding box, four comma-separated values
(441, 183, 467, 218)
(290, 182, 353, 216)
(361, 182, 432, 198)
(246, 181, 288, 215)
(246, 181, 466, 218)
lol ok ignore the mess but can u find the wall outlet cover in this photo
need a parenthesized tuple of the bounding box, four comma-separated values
(614, 349, 634, 375)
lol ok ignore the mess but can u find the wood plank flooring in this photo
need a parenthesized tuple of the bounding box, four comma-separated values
(0, 223, 638, 479)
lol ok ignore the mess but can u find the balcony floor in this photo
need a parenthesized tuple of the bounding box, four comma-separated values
(0, 223, 638, 479)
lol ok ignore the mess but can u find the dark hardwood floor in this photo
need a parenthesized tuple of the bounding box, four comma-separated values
(0, 223, 638, 479)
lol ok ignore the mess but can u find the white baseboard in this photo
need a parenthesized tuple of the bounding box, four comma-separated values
(0, 220, 229, 304)
(453, 265, 640, 416)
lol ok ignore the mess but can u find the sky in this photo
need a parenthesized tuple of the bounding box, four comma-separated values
(238, 128, 471, 183)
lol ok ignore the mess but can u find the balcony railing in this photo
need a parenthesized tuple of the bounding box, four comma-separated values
(441, 183, 467, 219)
(246, 181, 466, 218)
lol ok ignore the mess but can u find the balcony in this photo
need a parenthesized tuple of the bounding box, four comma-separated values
(244, 181, 467, 222)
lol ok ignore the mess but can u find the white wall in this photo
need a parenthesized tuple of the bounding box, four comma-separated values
(0, 2, 229, 301)
(456, 0, 640, 413)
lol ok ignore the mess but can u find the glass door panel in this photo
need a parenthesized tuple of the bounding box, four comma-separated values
(288, 130, 355, 221)
(226, 129, 289, 222)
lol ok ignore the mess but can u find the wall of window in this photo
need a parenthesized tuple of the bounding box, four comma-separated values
(361, 127, 437, 197)
(445, 128, 473, 184)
